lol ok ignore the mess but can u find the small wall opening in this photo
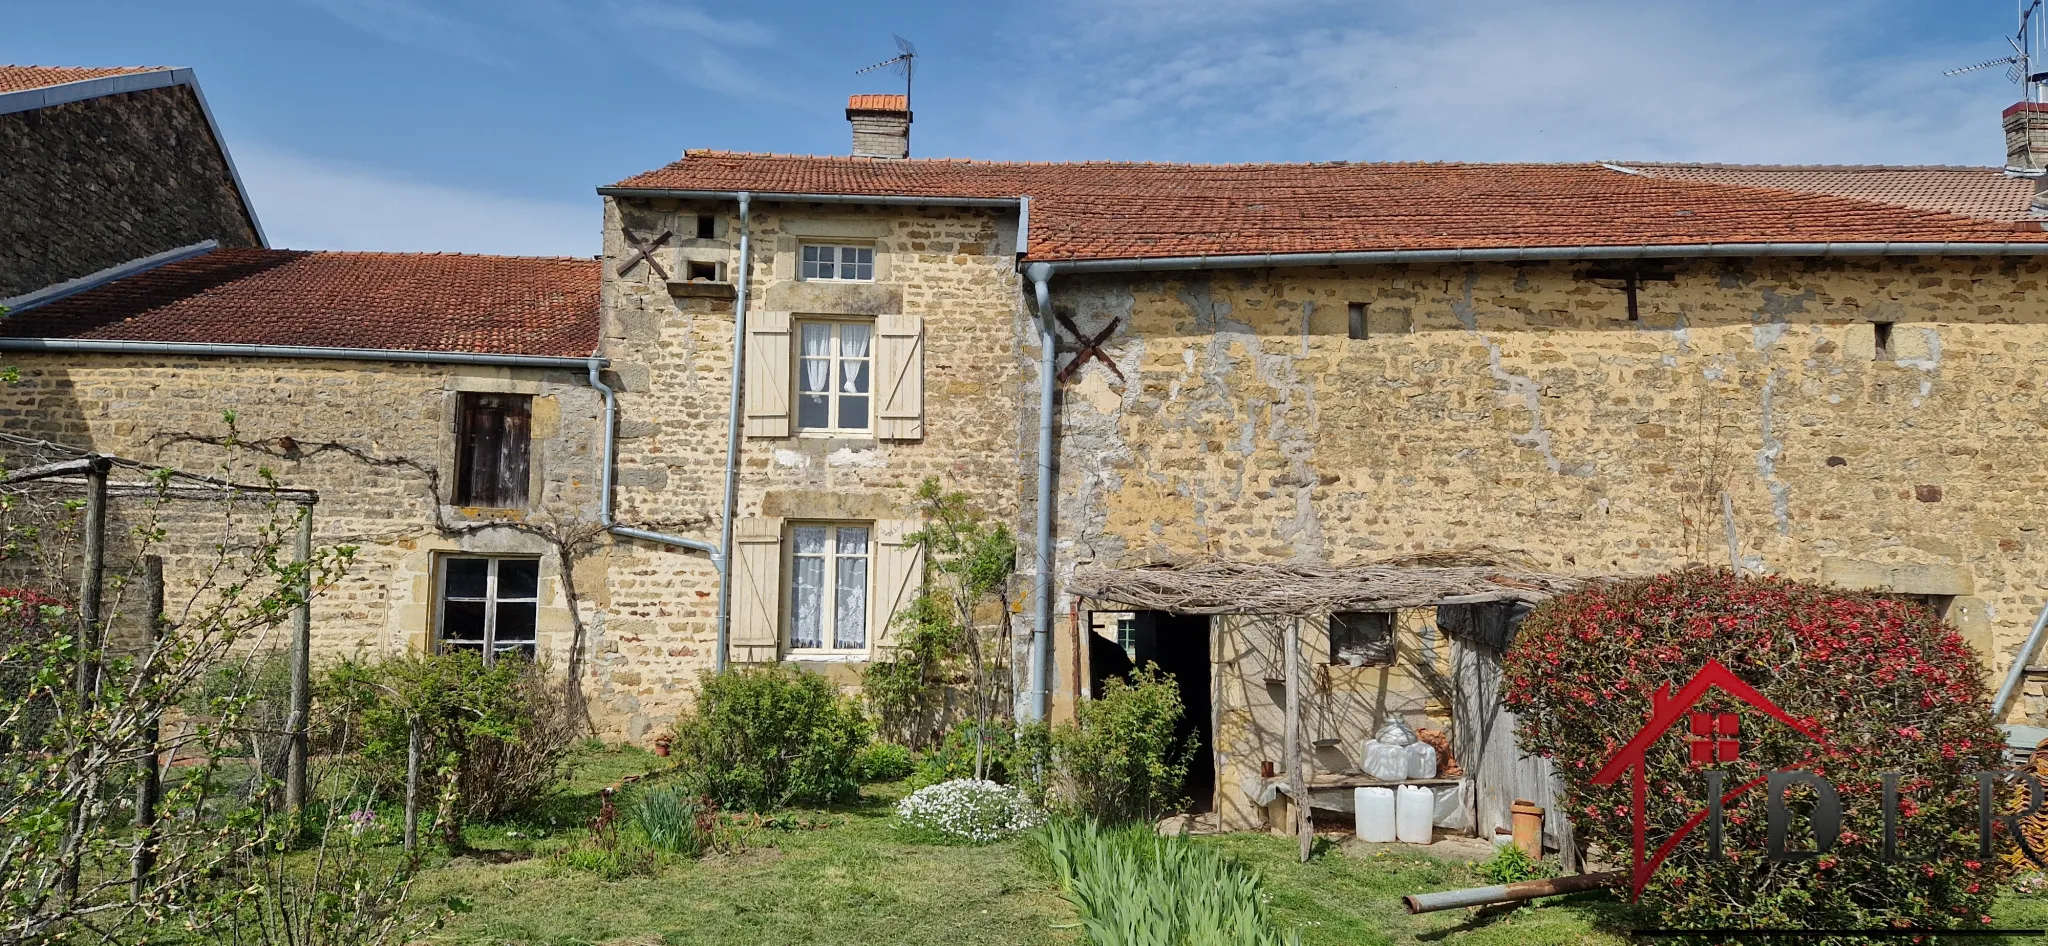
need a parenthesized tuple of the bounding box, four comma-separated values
(1874, 321, 1895, 358)
(695, 214, 717, 239)
(684, 260, 721, 282)
(1347, 303, 1368, 340)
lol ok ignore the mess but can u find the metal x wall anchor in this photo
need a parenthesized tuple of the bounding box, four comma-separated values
(617, 228, 674, 280)
(1056, 313, 1123, 383)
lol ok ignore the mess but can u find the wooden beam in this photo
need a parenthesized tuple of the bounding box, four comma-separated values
(3, 455, 108, 485)
(1286, 616, 1310, 862)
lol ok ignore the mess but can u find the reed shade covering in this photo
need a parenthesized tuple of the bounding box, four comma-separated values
(1067, 550, 1581, 617)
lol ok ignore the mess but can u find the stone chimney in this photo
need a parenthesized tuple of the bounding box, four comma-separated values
(2004, 102, 2048, 172)
(848, 94, 911, 159)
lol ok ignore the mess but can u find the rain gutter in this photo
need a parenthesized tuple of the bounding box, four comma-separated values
(585, 360, 719, 561)
(1038, 240, 2048, 274)
(713, 193, 754, 673)
(0, 337, 598, 369)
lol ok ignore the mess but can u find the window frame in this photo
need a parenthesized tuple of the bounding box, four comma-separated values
(453, 392, 532, 508)
(793, 317, 875, 436)
(782, 521, 874, 656)
(1329, 610, 1396, 668)
(798, 243, 876, 282)
(434, 554, 542, 666)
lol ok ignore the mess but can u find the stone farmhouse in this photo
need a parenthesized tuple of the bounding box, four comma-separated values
(12, 65, 2048, 837)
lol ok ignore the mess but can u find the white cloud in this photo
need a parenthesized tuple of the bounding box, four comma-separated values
(235, 145, 597, 257)
(1003, 1, 2015, 166)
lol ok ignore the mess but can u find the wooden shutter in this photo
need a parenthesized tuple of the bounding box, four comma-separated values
(743, 311, 792, 438)
(729, 517, 784, 663)
(874, 314, 924, 440)
(869, 519, 925, 650)
(457, 393, 530, 507)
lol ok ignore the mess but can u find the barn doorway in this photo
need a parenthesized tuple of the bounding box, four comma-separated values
(1088, 610, 1214, 814)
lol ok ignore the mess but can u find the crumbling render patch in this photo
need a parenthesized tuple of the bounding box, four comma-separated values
(1453, 269, 1593, 478)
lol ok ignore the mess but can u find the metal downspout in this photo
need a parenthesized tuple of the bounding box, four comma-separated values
(587, 359, 717, 557)
(715, 193, 754, 674)
(1992, 600, 2048, 723)
(1026, 263, 1057, 722)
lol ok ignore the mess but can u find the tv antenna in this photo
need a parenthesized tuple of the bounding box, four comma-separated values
(855, 35, 917, 112)
(1945, 0, 2048, 103)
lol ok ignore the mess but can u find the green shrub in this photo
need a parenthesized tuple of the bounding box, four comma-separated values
(852, 740, 915, 783)
(1474, 843, 1555, 885)
(321, 651, 573, 846)
(1037, 817, 1298, 946)
(861, 591, 964, 750)
(0, 589, 65, 754)
(667, 665, 869, 812)
(1504, 569, 2006, 936)
(548, 843, 658, 880)
(635, 786, 714, 857)
(1053, 666, 1188, 824)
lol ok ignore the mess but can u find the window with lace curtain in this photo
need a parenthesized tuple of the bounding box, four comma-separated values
(795, 319, 872, 433)
(787, 523, 870, 652)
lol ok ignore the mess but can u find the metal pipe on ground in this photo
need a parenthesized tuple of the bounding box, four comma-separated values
(1401, 871, 1624, 914)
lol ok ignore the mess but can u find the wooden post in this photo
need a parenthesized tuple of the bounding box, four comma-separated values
(71, 458, 111, 702)
(284, 504, 314, 813)
(1286, 616, 1310, 863)
(130, 555, 164, 900)
(60, 457, 111, 903)
(403, 718, 421, 853)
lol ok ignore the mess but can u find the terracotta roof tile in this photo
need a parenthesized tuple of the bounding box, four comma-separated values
(611, 151, 2048, 261)
(1616, 162, 2042, 221)
(0, 65, 170, 95)
(847, 94, 908, 112)
(3, 249, 599, 358)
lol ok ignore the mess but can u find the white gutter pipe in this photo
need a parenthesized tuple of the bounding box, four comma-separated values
(1025, 263, 1057, 723)
(1039, 240, 2048, 274)
(714, 193, 753, 674)
(0, 337, 599, 370)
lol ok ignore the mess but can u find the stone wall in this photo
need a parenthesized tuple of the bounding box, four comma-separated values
(1042, 257, 2048, 731)
(0, 85, 259, 298)
(594, 196, 1026, 715)
(0, 352, 614, 712)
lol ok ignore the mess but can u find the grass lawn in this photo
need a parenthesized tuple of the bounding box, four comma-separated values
(402, 744, 2048, 946)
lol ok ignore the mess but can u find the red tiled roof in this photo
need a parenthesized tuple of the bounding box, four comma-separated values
(847, 94, 907, 112)
(0, 65, 169, 95)
(1616, 162, 2043, 221)
(3, 249, 599, 358)
(611, 151, 2048, 261)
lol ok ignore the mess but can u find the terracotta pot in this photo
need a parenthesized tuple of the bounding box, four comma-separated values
(1510, 799, 1545, 858)
(653, 743, 671, 758)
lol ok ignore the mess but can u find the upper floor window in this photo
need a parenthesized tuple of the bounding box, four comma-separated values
(1330, 611, 1394, 667)
(800, 243, 874, 282)
(438, 555, 539, 664)
(455, 393, 530, 507)
(789, 523, 870, 652)
(796, 320, 872, 433)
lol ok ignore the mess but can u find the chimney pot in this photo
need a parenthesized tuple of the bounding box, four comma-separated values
(847, 94, 911, 159)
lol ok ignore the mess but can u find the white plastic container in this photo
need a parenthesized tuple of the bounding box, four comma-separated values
(1396, 784, 1434, 844)
(1361, 741, 1410, 781)
(1355, 786, 1397, 842)
(1405, 741, 1439, 780)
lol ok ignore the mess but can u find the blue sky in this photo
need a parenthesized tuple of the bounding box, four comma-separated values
(6, 1, 2030, 256)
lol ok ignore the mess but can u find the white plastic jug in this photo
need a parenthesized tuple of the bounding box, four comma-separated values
(1405, 741, 1439, 780)
(1361, 741, 1410, 781)
(1395, 784, 1434, 844)
(1354, 786, 1397, 842)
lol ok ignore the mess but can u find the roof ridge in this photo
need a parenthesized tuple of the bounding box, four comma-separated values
(1614, 160, 2005, 173)
(255, 248, 598, 264)
(675, 148, 1611, 170)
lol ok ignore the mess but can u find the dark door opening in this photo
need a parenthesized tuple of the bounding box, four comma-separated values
(1091, 611, 1214, 814)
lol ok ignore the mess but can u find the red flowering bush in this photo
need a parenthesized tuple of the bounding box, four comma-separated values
(1504, 569, 2007, 939)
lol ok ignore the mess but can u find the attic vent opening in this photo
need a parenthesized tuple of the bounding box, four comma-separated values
(685, 260, 721, 282)
(1874, 321, 1895, 358)
(1347, 303, 1368, 340)
(695, 215, 716, 239)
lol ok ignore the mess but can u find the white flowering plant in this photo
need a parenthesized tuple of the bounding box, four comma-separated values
(894, 778, 1040, 844)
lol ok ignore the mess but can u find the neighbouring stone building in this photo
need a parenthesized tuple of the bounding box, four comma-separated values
(15, 68, 2048, 837)
(0, 66, 262, 299)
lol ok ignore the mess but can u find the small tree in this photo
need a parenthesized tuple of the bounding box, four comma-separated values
(862, 478, 1016, 768)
